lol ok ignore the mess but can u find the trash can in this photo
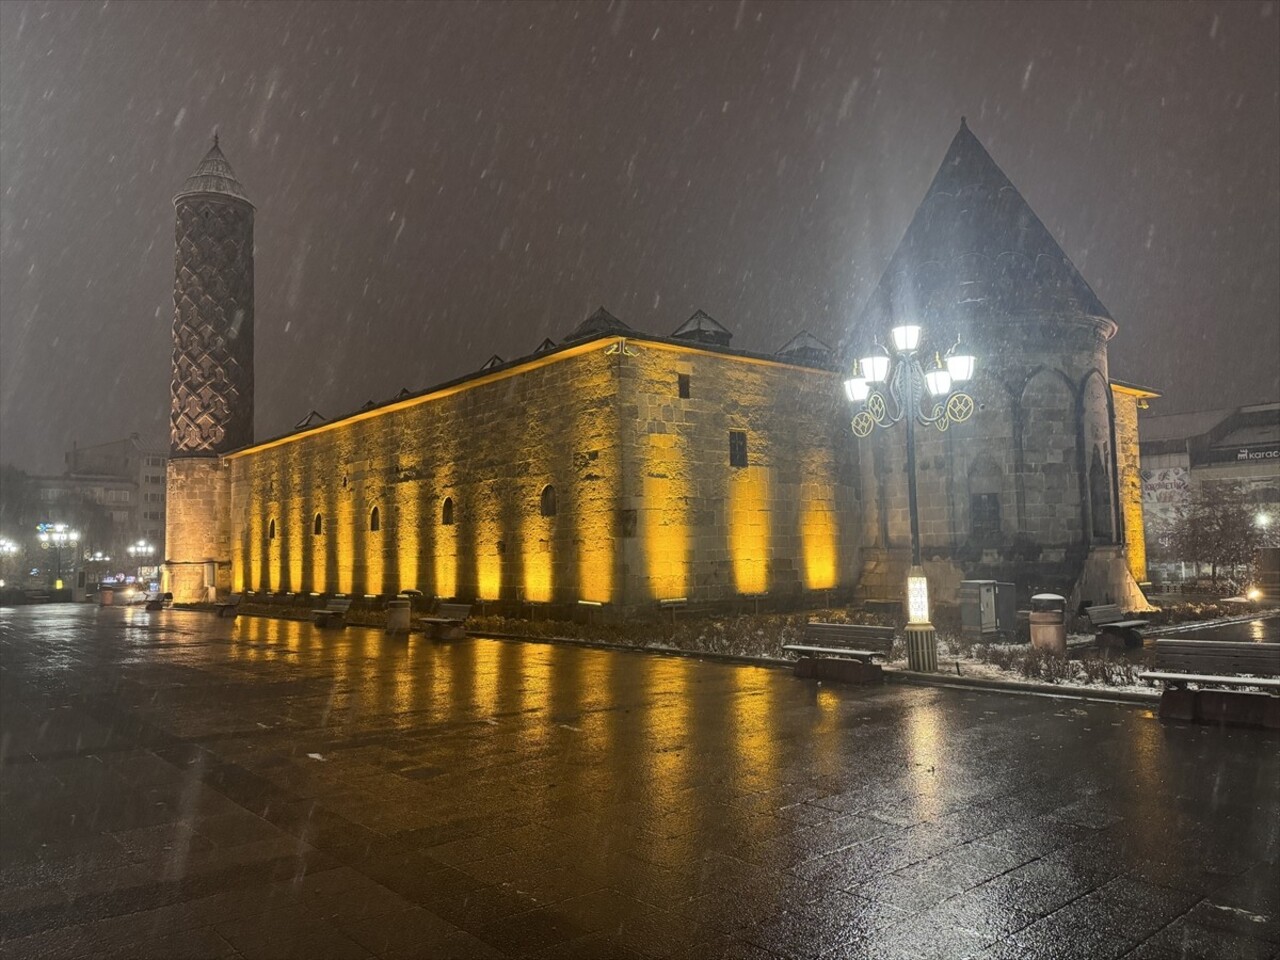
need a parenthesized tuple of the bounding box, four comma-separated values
(99, 587, 114, 606)
(1029, 593, 1066, 655)
(385, 598, 411, 634)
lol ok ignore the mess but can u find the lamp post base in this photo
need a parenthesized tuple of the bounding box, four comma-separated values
(905, 623, 938, 673)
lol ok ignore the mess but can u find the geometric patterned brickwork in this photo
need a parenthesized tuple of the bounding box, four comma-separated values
(170, 142, 254, 458)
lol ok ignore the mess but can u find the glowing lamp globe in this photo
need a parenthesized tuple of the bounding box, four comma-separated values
(859, 350, 890, 383)
(844, 377, 870, 402)
(890, 324, 922, 352)
(924, 367, 953, 397)
(946, 353, 976, 382)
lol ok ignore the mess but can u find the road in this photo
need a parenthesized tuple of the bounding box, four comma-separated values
(1, 605, 1277, 959)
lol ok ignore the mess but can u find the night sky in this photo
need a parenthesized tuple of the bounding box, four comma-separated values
(1, 0, 1277, 474)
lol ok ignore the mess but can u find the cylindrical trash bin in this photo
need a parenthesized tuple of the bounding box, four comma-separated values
(385, 598, 411, 634)
(100, 587, 114, 606)
(1029, 593, 1066, 655)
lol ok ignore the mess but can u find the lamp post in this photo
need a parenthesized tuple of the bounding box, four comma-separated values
(844, 325, 977, 672)
(0, 536, 19, 588)
(128, 539, 156, 582)
(37, 523, 80, 590)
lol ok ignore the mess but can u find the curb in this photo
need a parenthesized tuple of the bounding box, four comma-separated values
(466, 629, 795, 670)
(885, 667, 1159, 705)
(468, 630, 1160, 704)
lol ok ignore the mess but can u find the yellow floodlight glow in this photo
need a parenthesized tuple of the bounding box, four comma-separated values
(799, 451, 838, 591)
(729, 465, 769, 595)
(643, 432, 689, 601)
(523, 519, 553, 603)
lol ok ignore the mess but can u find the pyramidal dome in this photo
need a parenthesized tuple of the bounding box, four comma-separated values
(856, 119, 1114, 343)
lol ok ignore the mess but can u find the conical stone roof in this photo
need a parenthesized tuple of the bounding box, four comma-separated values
(856, 119, 1113, 343)
(175, 137, 252, 205)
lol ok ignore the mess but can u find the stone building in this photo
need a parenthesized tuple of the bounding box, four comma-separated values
(849, 120, 1154, 610)
(165, 122, 1152, 611)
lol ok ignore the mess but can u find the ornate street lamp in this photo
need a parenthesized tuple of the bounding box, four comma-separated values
(37, 523, 80, 590)
(127, 539, 156, 581)
(844, 327, 977, 672)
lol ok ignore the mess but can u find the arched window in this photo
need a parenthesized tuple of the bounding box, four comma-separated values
(313, 513, 323, 536)
(540, 484, 557, 517)
(1090, 446, 1113, 542)
(441, 497, 454, 526)
(268, 519, 276, 540)
(370, 506, 380, 532)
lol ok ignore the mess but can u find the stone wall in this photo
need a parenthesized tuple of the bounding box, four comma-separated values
(855, 320, 1124, 602)
(224, 336, 862, 610)
(227, 340, 620, 604)
(164, 456, 232, 603)
(616, 342, 860, 604)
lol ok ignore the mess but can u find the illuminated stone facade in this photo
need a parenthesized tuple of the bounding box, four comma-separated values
(165, 123, 1155, 611)
(225, 336, 858, 607)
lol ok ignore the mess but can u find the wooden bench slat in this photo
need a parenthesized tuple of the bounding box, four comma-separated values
(1147, 639, 1280, 693)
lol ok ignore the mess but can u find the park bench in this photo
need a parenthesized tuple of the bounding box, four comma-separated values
(419, 602, 471, 640)
(783, 622, 895, 684)
(784, 622, 896, 662)
(144, 591, 173, 611)
(1140, 639, 1280, 729)
(1139, 639, 1280, 691)
(1083, 603, 1149, 646)
(312, 596, 352, 627)
(214, 593, 242, 618)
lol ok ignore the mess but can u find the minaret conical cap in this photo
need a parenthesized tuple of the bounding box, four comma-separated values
(174, 135, 252, 205)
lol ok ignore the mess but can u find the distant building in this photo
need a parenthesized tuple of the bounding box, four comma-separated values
(33, 435, 167, 569)
(1139, 402, 1280, 578)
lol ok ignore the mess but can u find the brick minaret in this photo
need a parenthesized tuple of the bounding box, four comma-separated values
(164, 136, 254, 603)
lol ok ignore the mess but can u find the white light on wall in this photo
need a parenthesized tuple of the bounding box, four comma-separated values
(844, 377, 870, 402)
(906, 566, 930, 624)
(946, 353, 976, 382)
(1258, 512, 1272, 529)
(890, 325, 922, 352)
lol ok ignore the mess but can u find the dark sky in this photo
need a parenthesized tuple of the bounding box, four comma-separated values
(2, 0, 1277, 474)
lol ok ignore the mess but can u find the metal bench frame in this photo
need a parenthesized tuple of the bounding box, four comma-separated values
(312, 597, 353, 627)
(214, 593, 242, 618)
(419, 602, 472, 640)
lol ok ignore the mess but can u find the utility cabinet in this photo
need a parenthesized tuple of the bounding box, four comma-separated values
(959, 580, 1017, 639)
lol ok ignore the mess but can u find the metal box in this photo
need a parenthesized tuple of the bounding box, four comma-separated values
(959, 580, 1017, 638)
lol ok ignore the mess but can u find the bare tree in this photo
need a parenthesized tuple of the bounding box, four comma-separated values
(1169, 481, 1274, 583)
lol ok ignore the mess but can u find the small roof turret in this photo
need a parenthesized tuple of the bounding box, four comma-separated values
(175, 135, 252, 205)
(775, 330, 833, 365)
(564, 306, 633, 342)
(671, 309, 732, 347)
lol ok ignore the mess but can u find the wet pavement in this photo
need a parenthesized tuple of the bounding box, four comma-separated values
(1164, 614, 1280, 644)
(1, 605, 1277, 960)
